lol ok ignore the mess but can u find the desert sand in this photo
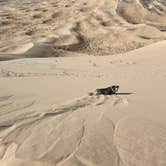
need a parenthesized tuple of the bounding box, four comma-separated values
(0, 41, 166, 166)
(0, 0, 166, 58)
(0, 0, 166, 166)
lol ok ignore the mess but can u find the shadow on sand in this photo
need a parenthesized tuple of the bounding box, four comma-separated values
(115, 93, 133, 95)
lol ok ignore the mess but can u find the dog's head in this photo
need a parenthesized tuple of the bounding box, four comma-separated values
(111, 85, 119, 93)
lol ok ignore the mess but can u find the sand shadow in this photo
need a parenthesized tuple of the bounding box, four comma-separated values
(96, 92, 133, 96)
(115, 92, 133, 95)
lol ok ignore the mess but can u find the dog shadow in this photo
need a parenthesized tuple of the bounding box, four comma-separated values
(115, 92, 133, 95)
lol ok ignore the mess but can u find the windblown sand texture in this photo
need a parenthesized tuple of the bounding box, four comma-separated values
(0, 0, 166, 166)
(0, 0, 166, 59)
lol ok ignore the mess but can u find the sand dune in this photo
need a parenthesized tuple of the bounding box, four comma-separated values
(0, 0, 166, 165)
(0, 0, 166, 59)
(0, 41, 166, 165)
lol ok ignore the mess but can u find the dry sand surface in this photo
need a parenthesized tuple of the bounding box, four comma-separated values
(0, 41, 166, 166)
(0, 0, 166, 166)
(0, 0, 166, 59)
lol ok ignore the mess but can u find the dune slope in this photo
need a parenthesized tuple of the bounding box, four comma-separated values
(0, 41, 166, 166)
(0, 0, 166, 59)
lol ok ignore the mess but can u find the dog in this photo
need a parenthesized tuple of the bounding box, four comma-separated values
(95, 85, 119, 95)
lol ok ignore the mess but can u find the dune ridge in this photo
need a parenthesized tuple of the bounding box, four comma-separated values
(0, 0, 166, 60)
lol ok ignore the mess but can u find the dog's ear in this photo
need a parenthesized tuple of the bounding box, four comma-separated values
(111, 85, 116, 89)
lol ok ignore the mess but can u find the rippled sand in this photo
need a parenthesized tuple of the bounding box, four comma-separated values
(0, 0, 166, 59)
(0, 0, 166, 166)
(0, 41, 166, 165)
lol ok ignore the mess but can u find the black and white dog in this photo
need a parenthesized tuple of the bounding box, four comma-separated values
(96, 85, 119, 95)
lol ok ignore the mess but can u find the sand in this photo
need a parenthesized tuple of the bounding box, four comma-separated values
(0, 0, 166, 58)
(0, 40, 166, 165)
(0, 0, 166, 165)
